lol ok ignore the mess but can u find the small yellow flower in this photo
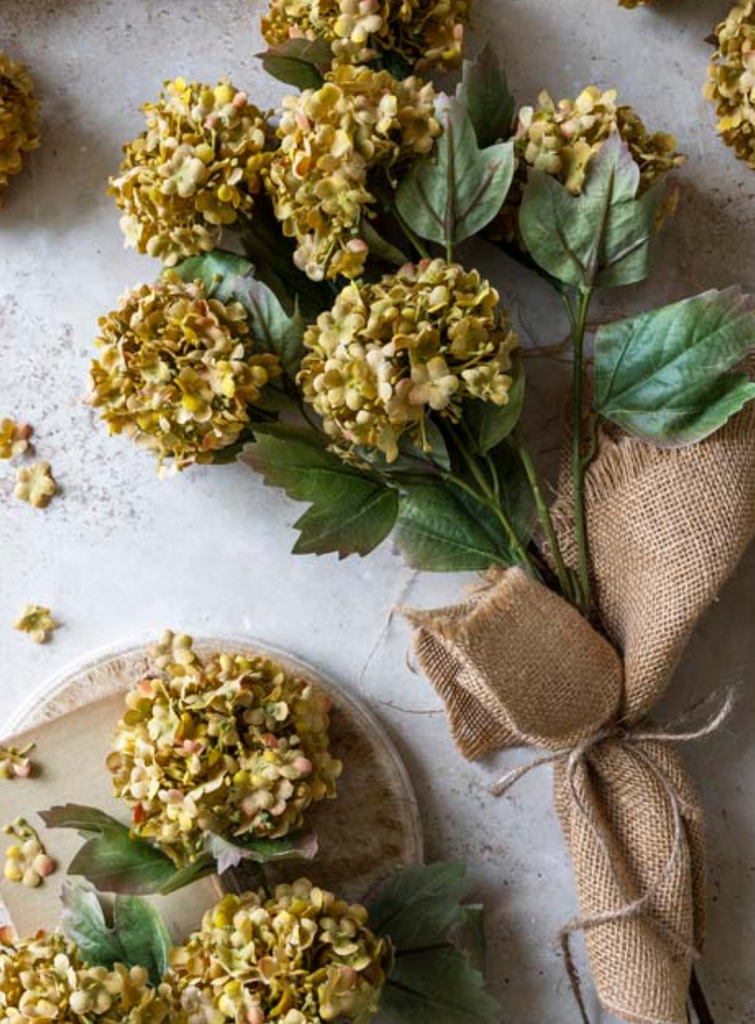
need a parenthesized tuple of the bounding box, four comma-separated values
(168, 883, 387, 1024)
(0, 743, 34, 780)
(2, 819, 56, 888)
(298, 259, 518, 461)
(107, 632, 342, 866)
(0, 51, 39, 210)
(89, 274, 282, 470)
(262, 0, 472, 72)
(14, 461, 57, 508)
(267, 65, 439, 281)
(110, 78, 274, 265)
(14, 604, 59, 643)
(705, 2, 755, 168)
(0, 930, 171, 1022)
(495, 86, 685, 243)
(0, 418, 32, 459)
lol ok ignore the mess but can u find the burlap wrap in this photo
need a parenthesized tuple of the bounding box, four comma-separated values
(404, 400, 755, 1024)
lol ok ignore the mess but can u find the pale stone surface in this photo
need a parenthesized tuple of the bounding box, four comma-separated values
(1, 1, 754, 1021)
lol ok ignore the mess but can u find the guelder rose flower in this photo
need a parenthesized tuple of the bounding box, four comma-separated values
(89, 274, 282, 470)
(107, 632, 342, 866)
(298, 259, 518, 462)
(168, 883, 386, 1024)
(262, 0, 472, 71)
(705, 2, 755, 168)
(0, 52, 39, 210)
(266, 65, 439, 281)
(496, 86, 685, 242)
(0, 929, 170, 1024)
(110, 78, 273, 265)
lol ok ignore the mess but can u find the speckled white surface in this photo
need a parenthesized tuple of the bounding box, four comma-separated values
(1, 1, 755, 1020)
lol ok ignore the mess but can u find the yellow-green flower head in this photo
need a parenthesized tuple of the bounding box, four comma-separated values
(496, 86, 685, 242)
(0, 52, 40, 210)
(89, 273, 282, 471)
(0, 928, 170, 1024)
(298, 259, 518, 462)
(267, 64, 439, 281)
(262, 0, 472, 72)
(168, 882, 387, 1024)
(107, 632, 342, 866)
(110, 79, 273, 266)
(705, 2, 755, 167)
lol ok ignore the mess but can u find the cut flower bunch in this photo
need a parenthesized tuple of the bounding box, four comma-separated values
(87, 3, 755, 1023)
(1, 863, 499, 1024)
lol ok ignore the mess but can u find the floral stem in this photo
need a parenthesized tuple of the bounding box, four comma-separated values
(444, 430, 539, 579)
(689, 969, 716, 1024)
(391, 205, 430, 261)
(512, 429, 574, 604)
(565, 287, 594, 614)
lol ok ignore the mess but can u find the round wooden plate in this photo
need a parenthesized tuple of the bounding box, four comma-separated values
(5, 636, 423, 904)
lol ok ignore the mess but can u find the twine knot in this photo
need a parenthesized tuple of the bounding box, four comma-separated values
(490, 686, 736, 1024)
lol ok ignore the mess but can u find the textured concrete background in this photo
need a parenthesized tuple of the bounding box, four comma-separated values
(1, 1, 754, 1021)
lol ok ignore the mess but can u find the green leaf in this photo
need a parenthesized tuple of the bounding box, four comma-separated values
(205, 830, 318, 875)
(68, 831, 178, 895)
(242, 424, 399, 558)
(360, 219, 409, 267)
(61, 883, 172, 987)
(382, 946, 501, 1024)
(456, 43, 514, 148)
(594, 286, 755, 443)
(257, 38, 332, 90)
(61, 881, 124, 967)
(394, 477, 510, 572)
(39, 804, 125, 836)
(370, 862, 470, 951)
(450, 905, 487, 973)
(465, 357, 525, 453)
(395, 95, 516, 247)
(174, 252, 306, 377)
(113, 896, 172, 986)
(519, 132, 661, 289)
(173, 251, 251, 297)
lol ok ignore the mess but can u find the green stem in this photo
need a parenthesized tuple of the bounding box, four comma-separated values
(444, 429, 538, 579)
(565, 287, 594, 614)
(392, 205, 431, 260)
(513, 429, 574, 604)
(445, 239, 454, 263)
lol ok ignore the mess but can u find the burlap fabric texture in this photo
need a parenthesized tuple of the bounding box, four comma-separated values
(404, 399, 755, 1024)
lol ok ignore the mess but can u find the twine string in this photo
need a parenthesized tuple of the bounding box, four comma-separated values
(490, 687, 735, 1024)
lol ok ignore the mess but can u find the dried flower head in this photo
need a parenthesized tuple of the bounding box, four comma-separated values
(0, 929, 170, 1023)
(262, 0, 471, 71)
(0, 52, 39, 210)
(110, 78, 273, 266)
(14, 604, 59, 643)
(14, 461, 57, 508)
(496, 86, 685, 242)
(107, 632, 342, 866)
(705, 2, 755, 167)
(298, 259, 518, 462)
(0, 743, 34, 781)
(90, 273, 282, 470)
(168, 882, 386, 1024)
(0, 418, 33, 460)
(3, 818, 56, 888)
(267, 65, 439, 280)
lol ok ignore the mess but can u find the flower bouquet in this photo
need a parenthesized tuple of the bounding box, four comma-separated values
(81, 2, 755, 1022)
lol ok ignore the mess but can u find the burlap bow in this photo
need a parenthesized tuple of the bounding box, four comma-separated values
(403, 400, 755, 1024)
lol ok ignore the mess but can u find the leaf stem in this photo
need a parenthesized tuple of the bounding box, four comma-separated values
(565, 287, 594, 614)
(512, 429, 574, 604)
(444, 430, 538, 579)
(392, 205, 431, 261)
(689, 969, 716, 1024)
